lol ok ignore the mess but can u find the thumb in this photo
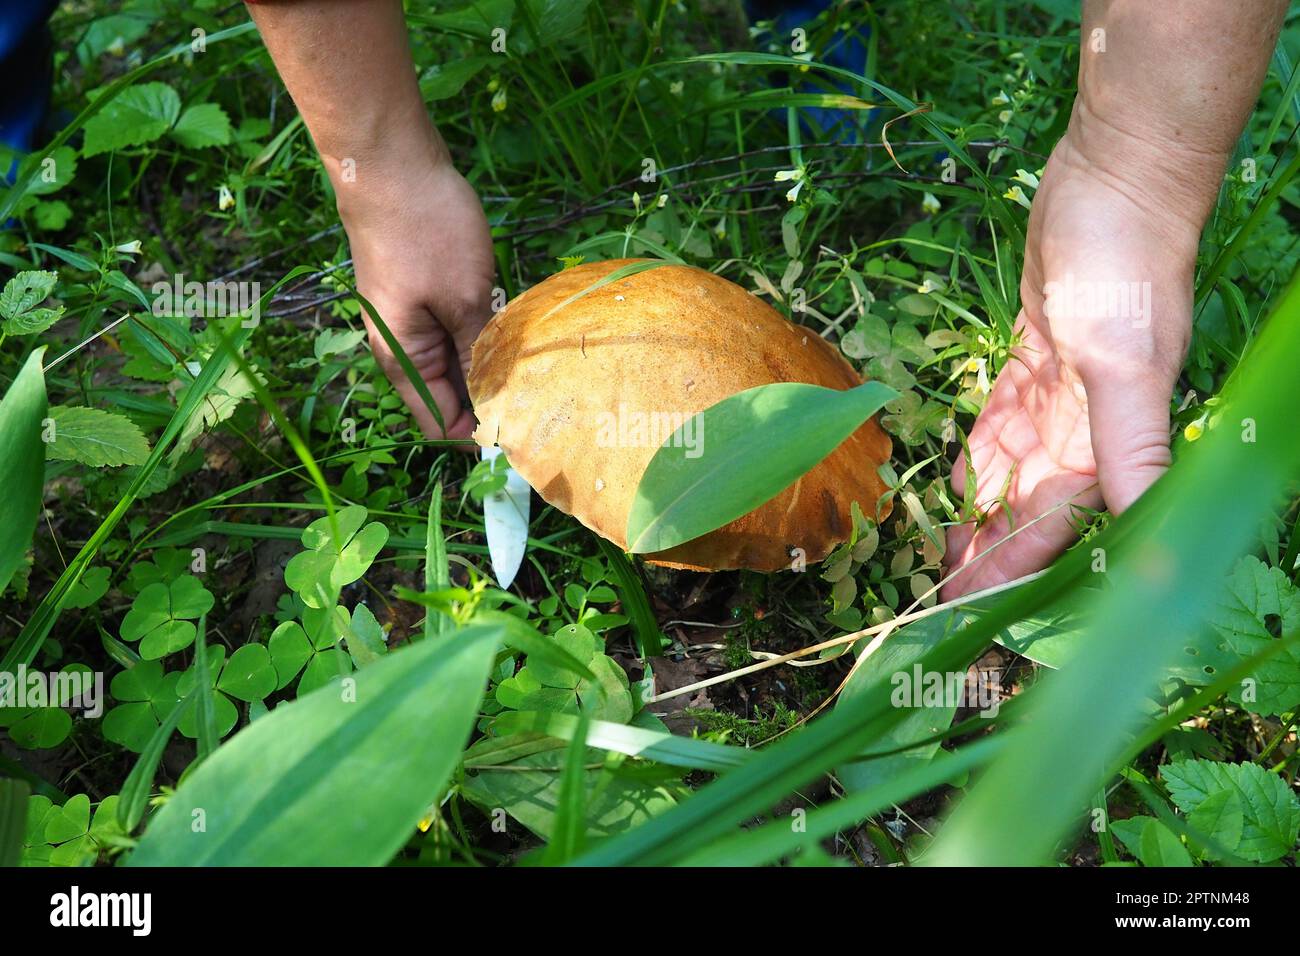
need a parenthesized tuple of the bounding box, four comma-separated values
(1082, 371, 1173, 514)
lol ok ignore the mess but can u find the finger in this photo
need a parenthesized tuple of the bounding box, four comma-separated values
(368, 329, 474, 443)
(942, 464, 1102, 600)
(1082, 370, 1172, 513)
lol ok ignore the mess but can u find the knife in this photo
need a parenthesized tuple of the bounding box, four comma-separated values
(480, 445, 532, 590)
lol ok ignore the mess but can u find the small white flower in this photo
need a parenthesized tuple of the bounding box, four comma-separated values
(775, 167, 806, 203)
(656, 194, 667, 208)
(632, 191, 642, 211)
(1003, 185, 1032, 209)
(921, 192, 940, 215)
(114, 240, 143, 257)
(991, 91, 1010, 106)
(491, 89, 507, 112)
(998, 109, 1013, 124)
(917, 278, 937, 294)
(218, 185, 235, 211)
(713, 219, 727, 239)
(669, 81, 684, 96)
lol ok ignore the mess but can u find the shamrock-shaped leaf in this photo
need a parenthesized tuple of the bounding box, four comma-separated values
(284, 505, 389, 608)
(120, 575, 214, 659)
(216, 643, 277, 702)
(127, 548, 193, 591)
(64, 566, 110, 610)
(0, 663, 95, 749)
(175, 645, 238, 739)
(40, 794, 123, 867)
(268, 605, 353, 694)
(495, 623, 634, 722)
(103, 660, 181, 752)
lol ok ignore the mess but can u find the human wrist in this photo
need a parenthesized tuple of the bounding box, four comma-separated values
(1060, 95, 1229, 255)
(326, 109, 452, 226)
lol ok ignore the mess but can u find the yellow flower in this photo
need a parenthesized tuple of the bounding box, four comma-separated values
(491, 89, 507, 112)
(1003, 185, 1031, 209)
(218, 185, 235, 211)
(1184, 417, 1206, 442)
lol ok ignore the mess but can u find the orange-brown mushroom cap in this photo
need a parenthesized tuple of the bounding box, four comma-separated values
(468, 259, 893, 571)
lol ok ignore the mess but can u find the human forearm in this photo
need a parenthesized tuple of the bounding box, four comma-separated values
(245, 0, 448, 207)
(1066, 0, 1287, 235)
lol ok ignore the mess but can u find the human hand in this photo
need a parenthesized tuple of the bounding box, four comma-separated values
(336, 155, 496, 441)
(941, 128, 1206, 599)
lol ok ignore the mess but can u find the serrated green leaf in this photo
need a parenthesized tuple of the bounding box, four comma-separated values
(1161, 759, 1300, 862)
(44, 405, 151, 467)
(82, 82, 180, 156)
(0, 271, 57, 320)
(169, 102, 233, 149)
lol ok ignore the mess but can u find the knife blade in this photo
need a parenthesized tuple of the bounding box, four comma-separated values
(480, 445, 531, 590)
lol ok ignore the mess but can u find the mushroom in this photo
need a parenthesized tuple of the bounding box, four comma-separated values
(468, 258, 893, 571)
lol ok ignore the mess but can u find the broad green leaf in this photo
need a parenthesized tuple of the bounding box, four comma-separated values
(1137, 818, 1194, 867)
(1206, 555, 1300, 714)
(626, 380, 897, 554)
(835, 613, 962, 795)
(461, 745, 684, 842)
(1111, 816, 1193, 867)
(44, 405, 151, 467)
(1186, 788, 1245, 861)
(1161, 759, 1300, 863)
(128, 623, 502, 866)
(169, 102, 233, 149)
(0, 779, 29, 869)
(82, 81, 181, 156)
(0, 349, 47, 595)
(0, 271, 57, 319)
(418, 55, 492, 101)
(1, 271, 64, 334)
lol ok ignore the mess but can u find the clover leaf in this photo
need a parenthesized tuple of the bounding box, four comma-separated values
(284, 505, 389, 608)
(103, 660, 181, 752)
(269, 604, 353, 695)
(0, 663, 95, 749)
(174, 645, 238, 739)
(495, 623, 633, 722)
(119, 574, 214, 659)
(37, 794, 124, 867)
